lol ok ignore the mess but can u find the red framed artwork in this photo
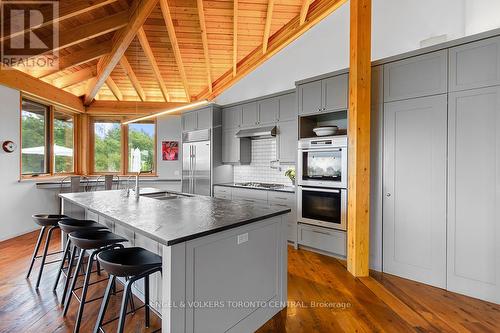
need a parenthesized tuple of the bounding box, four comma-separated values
(161, 141, 179, 161)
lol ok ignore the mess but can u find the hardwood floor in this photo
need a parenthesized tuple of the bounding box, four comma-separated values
(1, 230, 499, 333)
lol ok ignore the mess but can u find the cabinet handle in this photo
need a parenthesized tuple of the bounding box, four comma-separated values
(311, 229, 331, 236)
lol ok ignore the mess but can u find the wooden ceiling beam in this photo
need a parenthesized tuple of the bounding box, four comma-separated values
(52, 67, 96, 89)
(137, 27, 171, 102)
(263, 0, 275, 53)
(105, 77, 123, 101)
(84, 0, 159, 106)
(0, 0, 120, 43)
(0, 65, 84, 112)
(233, 0, 238, 76)
(196, 0, 213, 93)
(119, 56, 146, 101)
(35, 42, 111, 79)
(300, 0, 312, 25)
(159, 0, 191, 102)
(199, 0, 348, 100)
(86, 100, 188, 115)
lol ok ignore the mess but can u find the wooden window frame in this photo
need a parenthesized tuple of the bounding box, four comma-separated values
(20, 96, 77, 179)
(89, 116, 157, 176)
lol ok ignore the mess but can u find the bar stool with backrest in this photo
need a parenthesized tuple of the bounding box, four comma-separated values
(63, 230, 128, 333)
(26, 214, 69, 289)
(53, 219, 108, 303)
(93, 247, 162, 333)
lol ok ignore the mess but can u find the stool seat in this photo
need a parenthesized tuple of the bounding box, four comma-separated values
(32, 214, 68, 227)
(58, 219, 107, 234)
(98, 247, 162, 277)
(69, 230, 127, 250)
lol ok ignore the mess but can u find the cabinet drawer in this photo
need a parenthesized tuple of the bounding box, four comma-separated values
(268, 191, 295, 205)
(231, 188, 268, 202)
(298, 224, 346, 257)
(449, 35, 500, 92)
(384, 50, 447, 102)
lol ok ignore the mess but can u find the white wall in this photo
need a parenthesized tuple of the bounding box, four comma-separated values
(216, 0, 468, 104)
(0, 85, 59, 241)
(464, 0, 500, 35)
(156, 114, 182, 180)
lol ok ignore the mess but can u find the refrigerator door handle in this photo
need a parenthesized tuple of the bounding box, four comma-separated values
(189, 145, 193, 193)
(193, 145, 196, 193)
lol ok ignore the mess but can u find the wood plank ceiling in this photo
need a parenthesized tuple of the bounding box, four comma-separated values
(1, 0, 342, 106)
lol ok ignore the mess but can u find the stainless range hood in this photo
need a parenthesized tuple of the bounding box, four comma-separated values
(236, 125, 277, 139)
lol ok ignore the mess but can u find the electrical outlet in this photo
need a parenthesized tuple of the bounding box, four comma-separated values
(237, 233, 248, 244)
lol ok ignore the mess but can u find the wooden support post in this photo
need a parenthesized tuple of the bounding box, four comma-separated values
(347, 0, 371, 277)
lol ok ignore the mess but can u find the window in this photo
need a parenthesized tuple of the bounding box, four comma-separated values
(93, 120, 122, 173)
(127, 122, 155, 173)
(53, 112, 74, 173)
(21, 100, 49, 175)
(90, 118, 156, 175)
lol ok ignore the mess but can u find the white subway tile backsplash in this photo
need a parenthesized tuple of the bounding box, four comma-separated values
(234, 138, 295, 185)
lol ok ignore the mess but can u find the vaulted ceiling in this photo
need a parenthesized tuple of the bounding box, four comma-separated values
(1, 0, 346, 107)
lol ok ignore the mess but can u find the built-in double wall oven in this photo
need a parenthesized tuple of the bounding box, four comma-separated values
(297, 136, 347, 231)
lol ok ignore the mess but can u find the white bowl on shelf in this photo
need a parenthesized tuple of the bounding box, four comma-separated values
(313, 126, 338, 136)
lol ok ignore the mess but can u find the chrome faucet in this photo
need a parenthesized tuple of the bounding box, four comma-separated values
(131, 170, 152, 198)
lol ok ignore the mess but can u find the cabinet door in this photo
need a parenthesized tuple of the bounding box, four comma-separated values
(222, 106, 241, 130)
(196, 108, 212, 130)
(258, 98, 278, 125)
(322, 74, 348, 112)
(277, 120, 297, 163)
(278, 93, 296, 121)
(447, 87, 500, 304)
(222, 129, 237, 163)
(384, 50, 448, 102)
(383, 95, 447, 288)
(449, 36, 500, 92)
(241, 102, 258, 127)
(298, 80, 322, 115)
(182, 112, 198, 131)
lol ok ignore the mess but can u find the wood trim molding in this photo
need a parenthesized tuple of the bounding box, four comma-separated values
(85, 100, 188, 115)
(0, 66, 84, 112)
(347, 0, 372, 277)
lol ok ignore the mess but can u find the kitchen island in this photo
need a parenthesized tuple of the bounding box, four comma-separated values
(59, 189, 290, 333)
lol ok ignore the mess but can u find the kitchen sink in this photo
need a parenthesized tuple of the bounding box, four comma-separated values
(141, 192, 192, 200)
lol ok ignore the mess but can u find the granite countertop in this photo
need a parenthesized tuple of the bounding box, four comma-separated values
(59, 190, 290, 246)
(215, 183, 296, 193)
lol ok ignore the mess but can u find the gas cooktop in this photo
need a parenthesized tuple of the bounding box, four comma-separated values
(235, 182, 285, 190)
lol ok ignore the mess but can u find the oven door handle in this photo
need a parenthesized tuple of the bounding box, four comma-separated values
(300, 148, 343, 153)
(299, 187, 341, 193)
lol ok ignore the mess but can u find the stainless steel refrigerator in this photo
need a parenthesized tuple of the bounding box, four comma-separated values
(182, 130, 211, 196)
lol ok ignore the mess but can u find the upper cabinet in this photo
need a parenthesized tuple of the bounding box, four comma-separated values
(384, 50, 448, 102)
(241, 102, 259, 127)
(278, 92, 297, 121)
(258, 98, 279, 124)
(222, 105, 241, 129)
(298, 73, 348, 115)
(449, 36, 500, 92)
(182, 107, 212, 132)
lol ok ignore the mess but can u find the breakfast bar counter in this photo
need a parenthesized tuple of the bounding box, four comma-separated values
(59, 189, 290, 333)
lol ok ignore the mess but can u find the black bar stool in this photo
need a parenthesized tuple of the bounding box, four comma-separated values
(93, 247, 162, 333)
(27, 214, 68, 289)
(63, 230, 127, 333)
(53, 219, 108, 303)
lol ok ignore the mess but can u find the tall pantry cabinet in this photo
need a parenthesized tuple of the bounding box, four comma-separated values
(379, 35, 500, 303)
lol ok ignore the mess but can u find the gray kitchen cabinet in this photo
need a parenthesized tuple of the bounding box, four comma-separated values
(182, 111, 198, 131)
(278, 92, 297, 121)
(449, 36, 500, 92)
(258, 98, 278, 124)
(384, 50, 448, 102)
(222, 105, 241, 129)
(222, 128, 251, 164)
(447, 86, 500, 304)
(297, 224, 346, 257)
(323, 74, 348, 112)
(298, 74, 349, 115)
(277, 120, 297, 163)
(231, 187, 268, 203)
(383, 94, 447, 289)
(182, 108, 212, 132)
(241, 102, 259, 127)
(298, 80, 322, 115)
